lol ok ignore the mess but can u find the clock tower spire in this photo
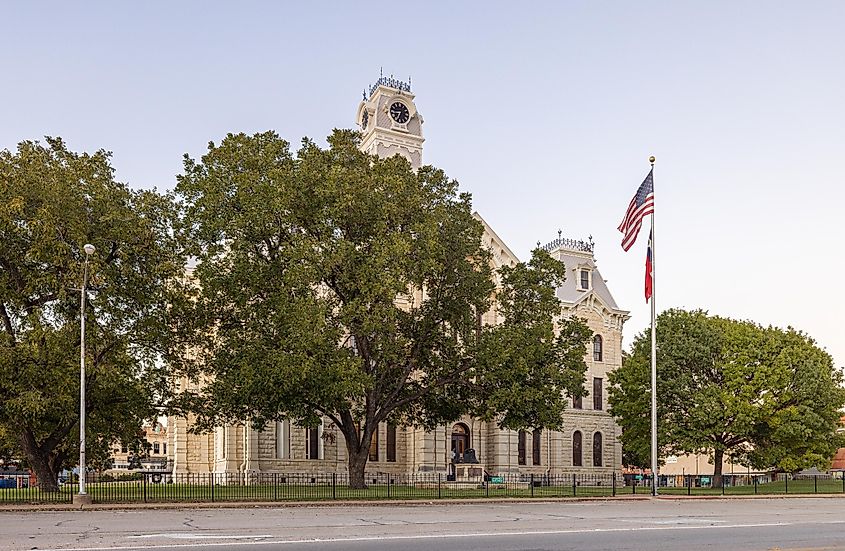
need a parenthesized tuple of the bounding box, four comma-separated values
(357, 74, 424, 170)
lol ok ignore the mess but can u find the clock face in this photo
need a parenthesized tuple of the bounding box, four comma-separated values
(361, 110, 369, 129)
(389, 101, 410, 124)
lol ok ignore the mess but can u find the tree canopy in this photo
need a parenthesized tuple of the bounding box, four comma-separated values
(0, 137, 183, 490)
(609, 309, 845, 484)
(173, 129, 591, 487)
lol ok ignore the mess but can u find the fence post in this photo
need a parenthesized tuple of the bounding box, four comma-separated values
(572, 473, 576, 497)
(842, 474, 844, 494)
(785, 474, 788, 494)
(331, 472, 336, 500)
(387, 474, 391, 498)
(721, 477, 725, 495)
(687, 475, 691, 496)
(754, 476, 757, 494)
(633, 477, 636, 495)
(530, 474, 535, 498)
(612, 473, 616, 497)
(438, 473, 442, 499)
(143, 473, 148, 504)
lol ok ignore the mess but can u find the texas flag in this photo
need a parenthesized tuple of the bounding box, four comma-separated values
(645, 230, 653, 302)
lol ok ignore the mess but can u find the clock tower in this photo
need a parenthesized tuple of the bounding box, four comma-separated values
(357, 74, 424, 170)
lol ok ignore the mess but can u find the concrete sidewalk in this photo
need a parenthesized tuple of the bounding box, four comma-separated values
(3, 492, 844, 512)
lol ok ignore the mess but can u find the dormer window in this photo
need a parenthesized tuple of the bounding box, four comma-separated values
(579, 269, 591, 291)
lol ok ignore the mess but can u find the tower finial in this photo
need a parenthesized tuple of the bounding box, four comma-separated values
(558, 229, 562, 239)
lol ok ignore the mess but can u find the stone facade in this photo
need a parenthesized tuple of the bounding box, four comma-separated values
(168, 78, 629, 478)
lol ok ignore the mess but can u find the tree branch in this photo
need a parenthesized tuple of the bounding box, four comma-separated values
(0, 303, 15, 343)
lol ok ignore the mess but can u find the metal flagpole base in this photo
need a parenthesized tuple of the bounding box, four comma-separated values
(72, 494, 93, 507)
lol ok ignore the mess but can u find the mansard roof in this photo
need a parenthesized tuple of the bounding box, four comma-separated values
(553, 250, 627, 315)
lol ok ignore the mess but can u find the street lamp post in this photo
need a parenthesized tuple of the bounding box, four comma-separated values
(76, 244, 95, 504)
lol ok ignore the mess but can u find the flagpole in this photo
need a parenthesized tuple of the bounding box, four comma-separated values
(648, 155, 658, 496)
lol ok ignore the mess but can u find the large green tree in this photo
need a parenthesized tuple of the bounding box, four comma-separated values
(609, 309, 845, 487)
(0, 137, 182, 490)
(173, 129, 591, 488)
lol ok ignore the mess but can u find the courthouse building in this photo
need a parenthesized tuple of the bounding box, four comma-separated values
(169, 76, 629, 478)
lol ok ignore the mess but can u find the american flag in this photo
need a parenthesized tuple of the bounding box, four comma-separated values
(618, 169, 654, 251)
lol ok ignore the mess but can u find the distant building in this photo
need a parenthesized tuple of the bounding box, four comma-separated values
(110, 421, 169, 471)
(829, 416, 845, 476)
(0, 465, 35, 489)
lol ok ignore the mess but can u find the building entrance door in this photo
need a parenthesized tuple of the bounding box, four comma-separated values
(451, 423, 469, 463)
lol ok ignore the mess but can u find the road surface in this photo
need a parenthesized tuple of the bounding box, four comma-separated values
(5, 497, 845, 550)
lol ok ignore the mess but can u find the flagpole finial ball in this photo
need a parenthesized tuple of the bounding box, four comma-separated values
(649, 156, 656, 164)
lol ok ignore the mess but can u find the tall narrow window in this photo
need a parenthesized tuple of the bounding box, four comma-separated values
(593, 377, 603, 410)
(153, 442, 160, 454)
(163, 443, 167, 455)
(215, 427, 225, 460)
(593, 432, 603, 467)
(573, 431, 583, 467)
(306, 426, 321, 460)
(276, 420, 290, 459)
(580, 269, 590, 290)
(593, 335, 603, 362)
(573, 395, 582, 409)
(517, 430, 527, 465)
(532, 429, 542, 466)
(387, 424, 397, 462)
(369, 427, 379, 462)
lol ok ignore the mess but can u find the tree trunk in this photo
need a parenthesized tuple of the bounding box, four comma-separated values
(713, 449, 724, 489)
(348, 450, 370, 490)
(22, 444, 61, 492)
(337, 416, 372, 489)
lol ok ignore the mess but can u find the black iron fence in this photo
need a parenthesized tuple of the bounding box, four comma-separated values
(1, 471, 844, 505)
(628, 473, 845, 496)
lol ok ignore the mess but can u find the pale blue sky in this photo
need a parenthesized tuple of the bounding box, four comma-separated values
(3, 2, 844, 367)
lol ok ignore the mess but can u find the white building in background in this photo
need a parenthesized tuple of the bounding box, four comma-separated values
(169, 76, 629, 479)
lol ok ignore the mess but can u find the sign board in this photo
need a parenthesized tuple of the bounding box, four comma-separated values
(490, 476, 504, 483)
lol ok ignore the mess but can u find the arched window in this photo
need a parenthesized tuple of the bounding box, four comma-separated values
(593, 432, 603, 467)
(572, 431, 583, 467)
(593, 335, 603, 362)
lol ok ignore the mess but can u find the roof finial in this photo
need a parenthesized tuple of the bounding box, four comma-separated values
(380, 66, 383, 77)
(558, 229, 562, 239)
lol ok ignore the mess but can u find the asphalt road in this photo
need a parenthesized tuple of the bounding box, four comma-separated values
(6, 497, 845, 551)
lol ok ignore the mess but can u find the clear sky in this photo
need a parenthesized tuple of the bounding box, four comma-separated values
(4, 2, 844, 367)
